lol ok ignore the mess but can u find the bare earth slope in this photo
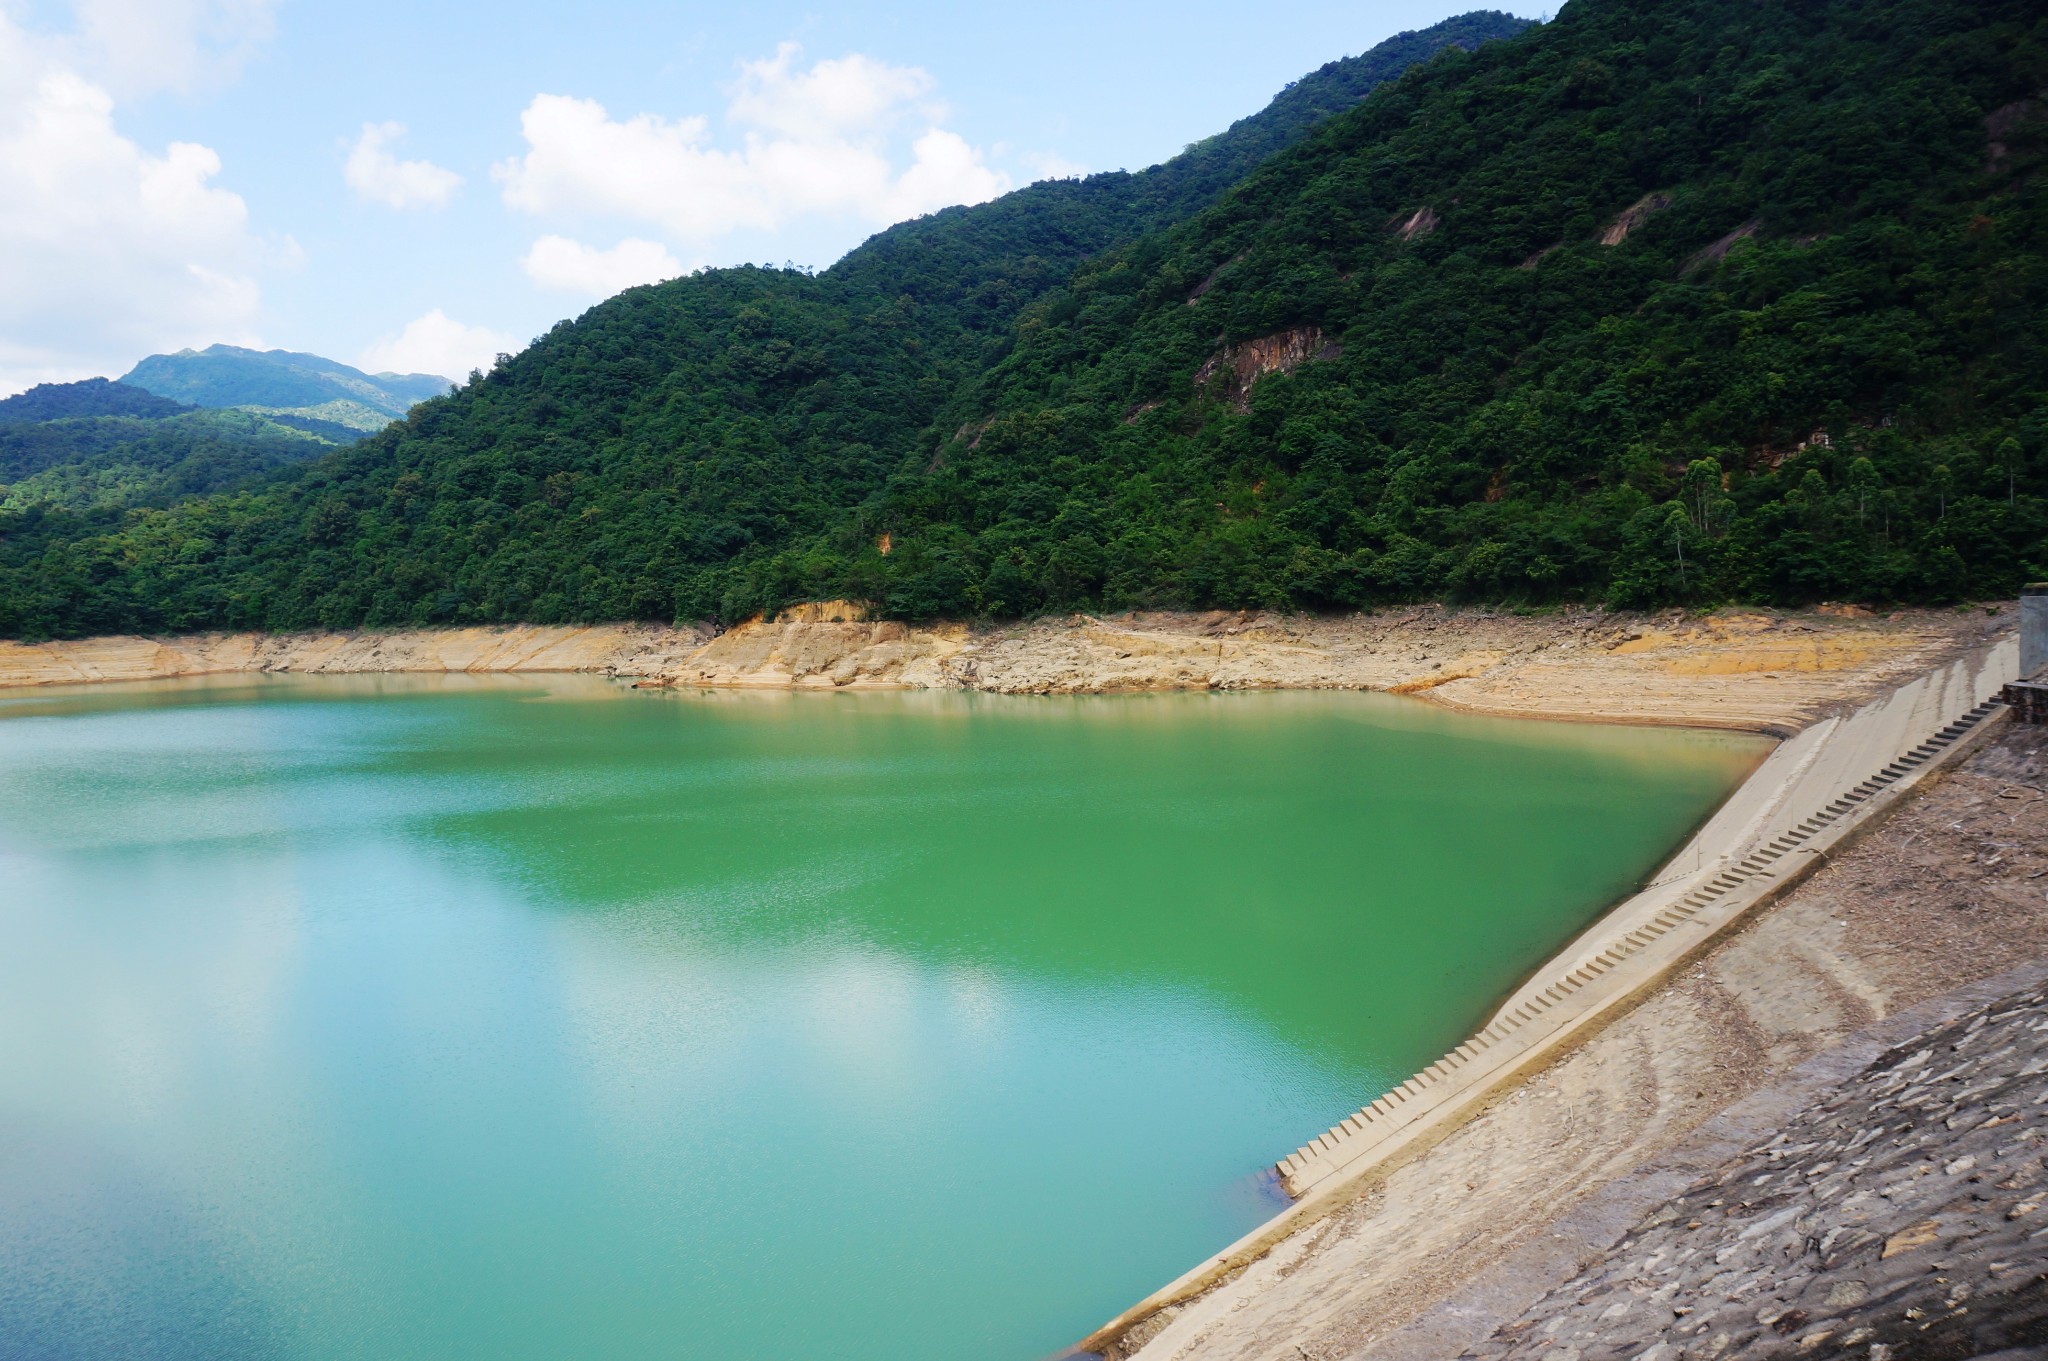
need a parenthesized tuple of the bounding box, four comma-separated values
(0, 623, 711, 689)
(1110, 722, 2048, 1361)
(0, 604, 2017, 735)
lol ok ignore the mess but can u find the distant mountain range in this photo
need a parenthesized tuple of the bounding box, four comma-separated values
(121, 346, 453, 432)
(0, 347, 455, 530)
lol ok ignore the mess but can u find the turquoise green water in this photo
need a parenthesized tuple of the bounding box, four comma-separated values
(0, 676, 1764, 1360)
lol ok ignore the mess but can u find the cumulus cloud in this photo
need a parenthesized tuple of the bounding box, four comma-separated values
(493, 43, 1008, 249)
(885, 129, 1007, 220)
(345, 122, 461, 210)
(358, 310, 518, 383)
(0, 10, 271, 394)
(725, 44, 935, 141)
(1023, 151, 1089, 182)
(522, 235, 682, 298)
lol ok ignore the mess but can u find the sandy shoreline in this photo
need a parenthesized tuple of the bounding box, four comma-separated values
(0, 603, 2018, 734)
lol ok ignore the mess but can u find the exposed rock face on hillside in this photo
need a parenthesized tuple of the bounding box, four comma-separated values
(1191, 326, 1338, 408)
(1599, 191, 1673, 245)
(1464, 981, 2048, 1360)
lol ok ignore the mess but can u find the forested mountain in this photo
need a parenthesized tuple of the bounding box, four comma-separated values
(0, 411, 334, 513)
(122, 346, 453, 431)
(0, 379, 188, 423)
(0, 12, 1521, 637)
(0, 404, 340, 604)
(866, 0, 2048, 615)
(826, 11, 1534, 352)
(1, 0, 2040, 640)
(0, 379, 356, 539)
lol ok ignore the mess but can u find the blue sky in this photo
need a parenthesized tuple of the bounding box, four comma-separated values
(0, 0, 1542, 394)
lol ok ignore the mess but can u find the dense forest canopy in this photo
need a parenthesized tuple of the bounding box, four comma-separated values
(0, 411, 335, 513)
(0, 401, 343, 605)
(865, 0, 2048, 618)
(1, 0, 2041, 640)
(0, 378, 361, 517)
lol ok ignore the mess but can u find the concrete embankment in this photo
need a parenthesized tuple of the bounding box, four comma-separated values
(0, 604, 2018, 735)
(1102, 649, 2048, 1361)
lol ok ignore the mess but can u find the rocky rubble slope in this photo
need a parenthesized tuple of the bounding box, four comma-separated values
(1465, 979, 2048, 1360)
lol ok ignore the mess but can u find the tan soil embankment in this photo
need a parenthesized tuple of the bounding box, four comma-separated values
(1110, 721, 2048, 1361)
(0, 623, 711, 689)
(0, 603, 2018, 734)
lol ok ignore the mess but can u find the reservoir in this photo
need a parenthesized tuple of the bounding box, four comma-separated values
(0, 676, 1764, 1360)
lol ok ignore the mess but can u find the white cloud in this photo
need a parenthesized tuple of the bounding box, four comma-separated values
(0, 11, 270, 395)
(725, 44, 935, 141)
(358, 309, 518, 383)
(493, 44, 1009, 251)
(64, 0, 277, 99)
(1023, 151, 1089, 182)
(886, 129, 1007, 221)
(345, 121, 461, 210)
(522, 235, 682, 298)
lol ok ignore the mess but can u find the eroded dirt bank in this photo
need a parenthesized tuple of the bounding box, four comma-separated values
(1109, 721, 2048, 1361)
(0, 623, 713, 689)
(0, 603, 2018, 733)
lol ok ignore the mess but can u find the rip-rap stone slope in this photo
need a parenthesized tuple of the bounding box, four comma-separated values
(1463, 981, 2048, 1360)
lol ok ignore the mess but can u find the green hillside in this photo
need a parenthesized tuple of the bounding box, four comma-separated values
(859, 0, 2048, 616)
(0, 379, 353, 521)
(0, 406, 338, 630)
(1, 0, 2040, 640)
(826, 11, 1535, 352)
(1, 411, 336, 514)
(0, 13, 1522, 637)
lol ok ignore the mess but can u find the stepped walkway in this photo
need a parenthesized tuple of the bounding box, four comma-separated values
(1082, 636, 2021, 1357)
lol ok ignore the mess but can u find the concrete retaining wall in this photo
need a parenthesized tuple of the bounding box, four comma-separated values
(1487, 637, 2018, 1022)
(2025, 583, 2047, 678)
